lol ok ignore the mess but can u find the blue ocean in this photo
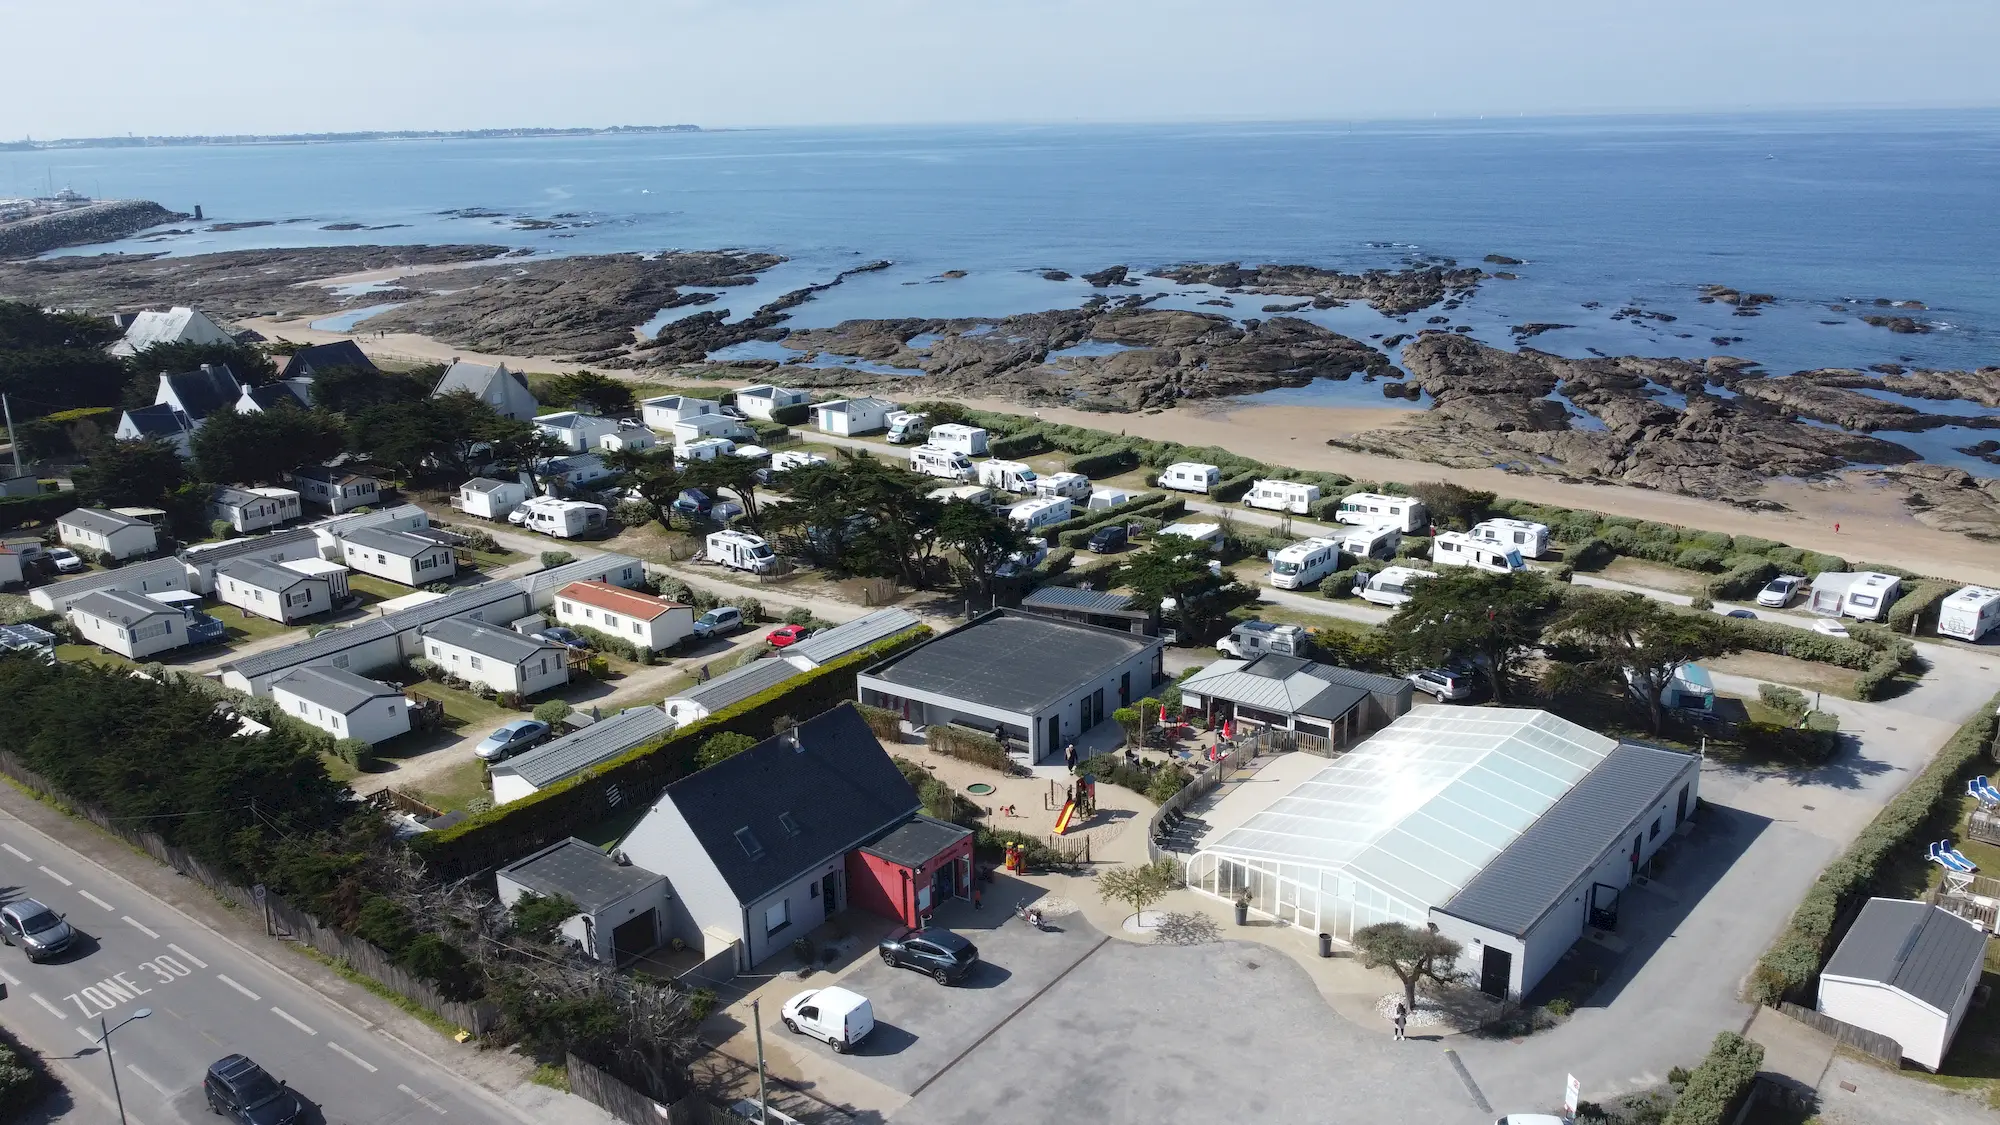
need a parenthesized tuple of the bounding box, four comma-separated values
(7, 111, 1998, 469)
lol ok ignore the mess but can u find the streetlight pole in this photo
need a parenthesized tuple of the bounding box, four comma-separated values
(750, 997, 769, 1125)
(97, 1008, 151, 1125)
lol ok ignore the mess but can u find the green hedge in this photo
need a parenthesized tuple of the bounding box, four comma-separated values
(1709, 616, 1912, 701)
(855, 701, 903, 740)
(413, 627, 931, 876)
(1707, 556, 1777, 599)
(770, 403, 810, 426)
(1210, 470, 1261, 504)
(1055, 496, 1186, 548)
(1041, 491, 1166, 542)
(1751, 691, 2000, 1005)
(0, 494, 71, 531)
(1069, 448, 1140, 478)
(0, 1022, 50, 1121)
(1661, 1032, 1765, 1125)
(988, 431, 1046, 459)
(1886, 579, 1955, 634)
(927, 723, 1012, 772)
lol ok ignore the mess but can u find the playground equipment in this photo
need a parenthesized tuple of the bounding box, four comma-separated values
(1052, 776, 1097, 836)
(1053, 798, 1079, 835)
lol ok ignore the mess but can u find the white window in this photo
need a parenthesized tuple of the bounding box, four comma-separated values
(253, 589, 264, 601)
(298, 701, 309, 714)
(764, 900, 789, 935)
(331, 716, 343, 731)
(583, 608, 595, 620)
(469, 656, 483, 671)
(631, 623, 642, 636)
(559, 601, 573, 615)
(429, 644, 442, 658)
(132, 619, 172, 641)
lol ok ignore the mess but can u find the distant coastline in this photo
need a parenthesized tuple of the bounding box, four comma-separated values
(0, 124, 700, 152)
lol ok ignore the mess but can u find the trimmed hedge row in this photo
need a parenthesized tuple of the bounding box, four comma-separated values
(1210, 470, 1260, 504)
(770, 402, 811, 426)
(1661, 1032, 1765, 1125)
(927, 723, 1012, 772)
(1886, 579, 1956, 634)
(1040, 491, 1167, 542)
(1055, 496, 1187, 548)
(0, 494, 70, 531)
(412, 627, 932, 876)
(1069, 447, 1140, 478)
(1750, 691, 2000, 1005)
(987, 431, 1046, 459)
(0, 1022, 51, 1121)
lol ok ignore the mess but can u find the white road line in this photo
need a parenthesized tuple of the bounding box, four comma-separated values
(30, 993, 66, 1019)
(78, 889, 115, 911)
(121, 915, 159, 939)
(270, 1006, 316, 1035)
(215, 974, 260, 1001)
(76, 1027, 98, 1047)
(36, 865, 71, 886)
(1, 844, 30, 861)
(124, 1064, 170, 1095)
(328, 1042, 378, 1072)
(0, 966, 19, 986)
(398, 1084, 449, 1114)
(167, 942, 207, 968)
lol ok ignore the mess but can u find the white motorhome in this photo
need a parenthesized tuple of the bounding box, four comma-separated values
(1007, 496, 1072, 532)
(1157, 521, 1224, 552)
(1087, 487, 1134, 511)
(1809, 571, 1902, 621)
(1268, 537, 1342, 590)
(1243, 479, 1321, 515)
(928, 485, 995, 507)
(1356, 565, 1438, 607)
(977, 459, 1039, 494)
(707, 529, 778, 574)
(1335, 492, 1428, 534)
(1336, 524, 1402, 561)
(519, 497, 608, 539)
(884, 411, 929, 444)
(677, 437, 735, 463)
(909, 445, 975, 481)
(1938, 586, 2000, 641)
(1469, 518, 1551, 559)
(1158, 462, 1221, 494)
(1432, 531, 1528, 574)
(1035, 472, 1091, 502)
(928, 423, 989, 456)
(769, 450, 828, 474)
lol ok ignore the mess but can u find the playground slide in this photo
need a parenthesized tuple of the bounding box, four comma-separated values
(1053, 798, 1078, 836)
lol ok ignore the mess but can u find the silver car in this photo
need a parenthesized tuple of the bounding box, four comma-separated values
(1408, 669, 1473, 701)
(0, 898, 75, 962)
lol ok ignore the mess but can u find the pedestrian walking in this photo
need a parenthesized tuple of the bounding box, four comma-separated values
(972, 884, 982, 910)
(698, 662, 711, 683)
(1064, 742, 1077, 772)
(1393, 1001, 1408, 1042)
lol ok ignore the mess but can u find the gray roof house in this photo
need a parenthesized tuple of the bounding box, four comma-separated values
(420, 616, 556, 664)
(1178, 654, 1412, 751)
(514, 553, 646, 607)
(496, 839, 670, 964)
(489, 706, 675, 804)
(221, 582, 530, 696)
(1819, 898, 1991, 1069)
(663, 657, 805, 727)
(28, 556, 188, 613)
(270, 665, 404, 713)
(434, 359, 539, 421)
(1018, 586, 1156, 635)
(341, 526, 438, 558)
(279, 340, 377, 380)
(779, 607, 922, 671)
(60, 507, 151, 538)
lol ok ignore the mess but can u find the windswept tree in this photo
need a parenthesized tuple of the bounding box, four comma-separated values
(191, 404, 346, 485)
(1353, 922, 1465, 1017)
(935, 498, 1023, 597)
(1120, 533, 1248, 642)
(309, 364, 430, 414)
(1386, 569, 1558, 702)
(765, 451, 944, 586)
(72, 436, 187, 508)
(1544, 591, 1740, 733)
(686, 454, 767, 530)
(540, 370, 636, 416)
(1408, 481, 1495, 532)
(0, 301, 128, 411)
(602, 448, 688, 527)
(122, 340, 277, 406)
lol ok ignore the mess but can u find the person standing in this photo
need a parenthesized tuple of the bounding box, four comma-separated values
(1393, 1001, 1408, 1042)
(1065, 742, 1077, 773)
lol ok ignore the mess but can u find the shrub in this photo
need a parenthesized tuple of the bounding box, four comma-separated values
(782, 605, 816, 626)
(1757, 683, 1809, 722)
(540, 550, 576, 569)
(770, 402, 810, 426)
(1707, 557, 1777, 600)
(410, 657, 442, 681)
(855, 702, 903, 740)
(988, 431, 1045, 459)
(333, 737, 376, 770)
(1675, 548, 1725, 573)
(1689, 593, 1713, 611)
(1070, 447, 1139, 478)
(1885, 579, 1955, 634)
(210, 519, 235, 540)
(533, 700, 574, 726)
(1736, 721, 1839, 765)
(736, 597, 765, 623)
(0, 1024, 51, 1120)
(568, 623, 648, 663)
(927, 723, 1012, 772)
(1398, 535, 1432, 559)
(1145, 764, 1189, 805)
(1661, 1032, 1764, 1125)
(1567, 537, 1615, 571)
(495, 690, 522, 710)
(697, 730, 758, 768)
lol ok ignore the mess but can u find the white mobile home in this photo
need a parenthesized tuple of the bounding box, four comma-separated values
(928, 485, 994, 507)
(1432, 531, 1528, 574)
(535, 411, 622, 453)
(555, 581, 694, 654)
(671, 414, 753, 447)
(1470, 518, 1551, 559)
(976, 460, 1038, 494)
(454, 477, 531, 521)
(518, 497, 608, 539)
(675, 438, 734, 463)
(1336, 524, 1402, 561)
(1034, 472, 1091, 502)
(1356, 565, 1438, 607)
(640, 395, 721, 430)
(1007, 497, 1072, 533)
(210, 486, 302, 534)
(215, 558, 340, 623)
(419, 617, 569, 698)
(67, 590, 189, 659)
(1243, 480, 1321, 515)
(664, 658, 806, 727)
(733, 384, 809, 421)
(928, 423, 988, 456)
(29, 557, 189, 613)
(1938, 586, 2000, 642)
(491, 708, 675, 806)
(307, 504, 430, 557)
(599, 422, 658, 453)
(1336, 493, 1428, 534)
(270, 666, 411, 746)
(707, 530, 779, 574)
(909, 446, 975, 481)
(1158, 462, 1221, 494)
(1158, 521, 1224, 553)
(813, 397, 896, 436)
(1268, 537, 1342, 590)
(534, 453, 613, 489)
(339, 527, 457, 586)
(1818, 898, 1988, 1071)
(768, 450, 828, 475)
(291, 465, 381, 514)
(220, 583, 531, 696)
(57, 508, 157, 561)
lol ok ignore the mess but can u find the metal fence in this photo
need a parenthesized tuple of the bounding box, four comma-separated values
(1147, 740, 1256, 862)
(566, 1054, 715, 1125)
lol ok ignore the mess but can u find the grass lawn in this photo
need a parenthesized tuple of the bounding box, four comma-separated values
(405, 757, 492, 814)
(318, 752, 360, 785)
(1708, 651, 1864, 700)
(1597, 557, 1711, 595)
(460, 546, 520, 569)
(54, 643, 134, 669)
(403, 680, 517, 730)
(207, 602, 303, 643)
(346, 573, 415, 603)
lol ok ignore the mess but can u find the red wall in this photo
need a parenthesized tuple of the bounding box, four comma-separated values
(844, 833, 976, 928)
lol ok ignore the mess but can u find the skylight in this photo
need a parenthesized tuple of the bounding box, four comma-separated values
(734, 827, 765, 860)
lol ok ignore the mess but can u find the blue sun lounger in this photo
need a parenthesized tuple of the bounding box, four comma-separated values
(1930, 839, 1978, 874)
(1972, 775, 2000, 807)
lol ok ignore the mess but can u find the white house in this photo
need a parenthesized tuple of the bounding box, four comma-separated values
(220, 583, 530, 697)
(57, 508, 158, 561)
(813, 397, 895, 436)
(338, 526, 456, 586)
(434, 360, 539, 421)
(515, 553, 647, 611)
(1818, 898, 1989, 1071)
(640, 395, 721, 430)
(292, 465, 381, 514)
(180, 528, 324, 595)
(671, 414, 752, 447)
(215, 558, 341, 623)
(109, 307, 233, 357)
(535, 411, 623, 453)
(0, 543, 23, 589)
(29, 557, 189, 613)
(210, 486, 302, 534)
(663, 659, 805, 728)
(598, 422, 658, 453)
(114, 404, 197, 455)
(234, 380, 312, 414)
(67, 590, 188, 659)
(733, 385, 809, 421)
(554, 580, 694, 653)
(269, 666, 411, 746)
(453, 477, 531, 521)
(307, 503, 429, 556)
(418, 617, 569, 697)
(534, 453, 613, 489)
(112, 363, 247, 456)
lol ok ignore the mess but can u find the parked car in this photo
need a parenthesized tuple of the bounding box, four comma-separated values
(781, 987, 875, 1054)
(766, 624, 813, 648)
(1492, 1116, 1566, 1125)
(878, 927, 979, 984)
(711, 500, 745, 522)
(1811, 618, 1850, 637)
(1407, 668, 1472, 701)
(475, 719, 551, 761)
(506, 506, 531, 525)
(1757, 574, 1806, 608)
(1086, 524, 1128, 553)
(205, 1055, 303, 1125)
(672, 488, 713, 518)
(536, 626, 593, 651)
(45, 547, 84, 574)
(1724, 608, 1757, 620)
(693, 606, 745, 638)
(0, 898, 74, 962)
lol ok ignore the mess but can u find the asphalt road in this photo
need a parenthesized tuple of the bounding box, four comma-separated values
(0, 813, 516, 1125)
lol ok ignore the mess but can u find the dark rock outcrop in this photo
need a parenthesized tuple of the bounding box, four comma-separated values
(1150, 261, 1483, 315)
(1082, 265, 1133, 287)
(0, 200, 188, 259)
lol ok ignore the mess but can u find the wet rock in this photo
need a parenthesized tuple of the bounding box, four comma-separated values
(1039, 269, 1072, 281)
(1861, 314, 1929, 334)
(1493, 272, 1518, 280)
(940, 270, 968, 279)
(1699, 285, 1777, 308)
(1262, 301, 1310, 313)
(1483, 254, 1523, 265)
(1150, 261, 1483, 315)
(1082, 265, 1134, 287)
(1510, 323, 1573, 340)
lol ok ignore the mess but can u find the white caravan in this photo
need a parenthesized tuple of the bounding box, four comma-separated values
(1809, 571, 1902, 621)
(706, 529, 778, 574)
(1468, 518, 1551, 559)
(928, 485, 995, 507)
(1356, 565, 1438, 607)
(1336, 524, 1402, 561)
(1007, 497, 1072, 532)
(677, 437, 735, 463)
(928, 423, 989, 456)
(1335, 492, 1428, 534)
(769, 450, 828, 474)
(1938, 586, 2000, 641)
(1242, 479, 1321, 515)
(1432, 531, 1528, 574)
(1035, 472, 1091, 502)
(519, 497, 608, 539)
(1268, 537, 1342, 590)
(909, 445, 975, 481)
(884, 411, 929, 444)
(1158, 462, 1221, 494)
(1087, 487, 1134, 511)
(977, 459, 1039, 494)
(1158, 521, 1224, 552)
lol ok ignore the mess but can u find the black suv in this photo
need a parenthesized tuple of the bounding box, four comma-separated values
(878, 927, 979, 984)
(205, 1055, 303, 1125)
(1086, 524, 1128, 553)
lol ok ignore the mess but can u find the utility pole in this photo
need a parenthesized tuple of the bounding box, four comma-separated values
(2, 394, 21, 479)
(98, 1008, 152, 1125)
(751, 997, 769, 1125)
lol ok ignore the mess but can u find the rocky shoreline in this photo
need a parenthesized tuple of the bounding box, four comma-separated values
(0, 200, 188, 258)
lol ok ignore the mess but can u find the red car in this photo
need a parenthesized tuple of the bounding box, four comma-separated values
(767, 624, 813, 648)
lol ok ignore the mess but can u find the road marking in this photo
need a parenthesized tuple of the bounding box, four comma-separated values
(167, 943, 207, 968)
(270, 1006, 316, 1035)
(36, 865, 70, 886)
(215, 974, 260, 1001)
(1, 844, 30, 861)
(398, 1084, 449, 1114)
(77, 889, 114, 911)
(328, 1042, 378, 1072)
(124, 1064, 170, 1095)
(0, 966, 18, 986)
(30, 993, 66, 1019)
(76, 1027, 98, 1047)
(1443, 1049, 1493, 1113)
(121, 915, 159, 939)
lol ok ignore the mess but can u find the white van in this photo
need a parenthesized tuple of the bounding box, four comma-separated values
(1243, 479, 1321, 515)
(1087, 487, 1134, 511)
(909, 445, 975, 481)
(1335, 492, 1428, 534)
(885, 411, 929, 444)
(1158, 462, 1221, 494)
(781, 987, 874, 1054)
(1939, 586, 2000, 641)
(1268, 537, 1342, 590)
(1336, 524, 1402, 561)
(929, 423, 989, 456)
(1035, 472, 1091, 502)
(707, 529, 778, 573)
(977, 459, 1039, 494)
(769, 450, 828, 474)
(1432, 531, 1527, 574)
(1468, 518, 1550, 559)
(1356, 565, 1438, 607)
(1008, 496, 1072, 532)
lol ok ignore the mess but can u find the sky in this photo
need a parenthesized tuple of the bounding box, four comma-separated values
(5, 0, 1999, 138)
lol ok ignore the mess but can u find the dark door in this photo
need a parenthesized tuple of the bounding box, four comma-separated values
(822, 872, 840, 914)
(933, 865, 954, 902)
(1046, 714, 1061, 757)
(1479, 945, 1512, 999)
(1120, 672, 1130, 706)
(1675, 784, 1689, 825)
(1630, 835, 1643, 874)
(612, 909, 657, 964)
(1092, 688, 1105, 725)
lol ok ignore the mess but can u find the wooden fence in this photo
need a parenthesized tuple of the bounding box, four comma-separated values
(566, 1054, 715, 1125)
(1778, 1002, 1902, 1065)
